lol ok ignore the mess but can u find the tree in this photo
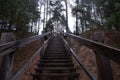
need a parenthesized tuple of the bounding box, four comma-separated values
(0, 0, 40, 37)
(45, 0, 66, 32)
(64, 0, 70, 32)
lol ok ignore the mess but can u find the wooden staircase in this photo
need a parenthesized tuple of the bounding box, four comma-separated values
(32, 36, 79, 80)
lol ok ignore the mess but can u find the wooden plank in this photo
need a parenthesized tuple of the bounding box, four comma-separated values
(16, 32, 51, 47)
(93, 31, 113, 80)
(0, 41, 15, 52)
(32, 73, 80, 77)
(0, 47, 16, 56)
(62, 37, 96, 80)
(11, 36, 51, 80)
(0, 33, 15, 80)
(66, 33, 120, 64)
(0, 32, 51, 56)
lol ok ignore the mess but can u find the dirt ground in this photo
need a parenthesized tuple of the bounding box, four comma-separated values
(69, 38, 97, 80)
(12, 40, 41, 80)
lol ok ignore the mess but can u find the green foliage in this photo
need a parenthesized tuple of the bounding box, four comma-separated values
(71, 0, 120, 33)
(47, 0, 66, 31)
(0, 0, 40, 33)
(95, 0, 120, 30)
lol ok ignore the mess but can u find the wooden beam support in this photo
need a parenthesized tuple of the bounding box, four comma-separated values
(0, 33, 15, 80)
(93, 31, 113, 80)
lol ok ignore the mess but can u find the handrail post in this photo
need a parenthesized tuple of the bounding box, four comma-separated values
(0, 33, 16, 80)
(93, 31, 113, 80)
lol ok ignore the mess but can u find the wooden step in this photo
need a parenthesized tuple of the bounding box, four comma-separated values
(41, 57, 71, 59)
(32, 73, 79, 77)
(37, 63, 74, 67)
(35, 67, 76, 71)
(40, 59, 72, 62)
(32, 36, 79, 80)
(47, 47, 66, 48)
(39, 62, 73, 64)
(45, 50, 67, 52)
(43, 55, 70, 57)
(45, 52, 67, 54)
(40, 58, 71, 61)
(44, 53, 68, 55)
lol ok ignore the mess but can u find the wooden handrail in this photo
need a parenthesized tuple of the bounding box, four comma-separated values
(0, 41, 16, 52)
(0, 32, 52, 56)
(0, 32, 52, 80)
(65, 33, 120, 64)
(16, 32, 51, 47)
(11, 36, 52, 80)
(62, 36, 96, 80)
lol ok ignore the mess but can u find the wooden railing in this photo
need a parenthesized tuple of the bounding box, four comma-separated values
(62, 32, 120, 80)
(62, 36, 95, 80)
(0, 32, 52, 80)
(0, 31, 120, 80)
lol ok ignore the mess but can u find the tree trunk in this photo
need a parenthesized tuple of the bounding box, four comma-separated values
(45, 0, 49, 32)
(64, 0, 69, 33)
(75, 0, 79, 34)
(43, 4, 46, 32)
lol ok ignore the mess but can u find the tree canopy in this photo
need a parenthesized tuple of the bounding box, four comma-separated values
(71, 0, 120, 34)
(0, 0, 40, 37)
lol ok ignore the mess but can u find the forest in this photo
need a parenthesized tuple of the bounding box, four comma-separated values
(0, 0, 120, 80)
(0, 0, 120, 37)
